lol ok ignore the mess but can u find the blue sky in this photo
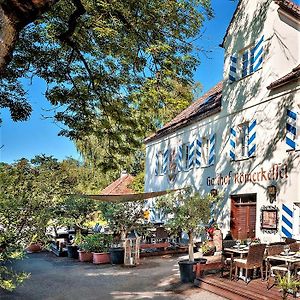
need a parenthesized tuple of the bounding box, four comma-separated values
(0, 0, 238, 164)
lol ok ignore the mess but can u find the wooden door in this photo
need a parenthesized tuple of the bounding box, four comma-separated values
(230, 195, 256, 240)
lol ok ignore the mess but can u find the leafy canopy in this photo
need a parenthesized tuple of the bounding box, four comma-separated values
(1, 0, 213, 139)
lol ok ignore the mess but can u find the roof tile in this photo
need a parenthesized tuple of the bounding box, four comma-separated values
(145, 81, 223, 143)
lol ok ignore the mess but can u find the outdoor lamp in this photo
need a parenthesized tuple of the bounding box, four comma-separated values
(267, 185, 277, 203)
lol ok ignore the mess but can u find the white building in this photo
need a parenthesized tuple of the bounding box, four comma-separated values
(144, 0, 300, 242)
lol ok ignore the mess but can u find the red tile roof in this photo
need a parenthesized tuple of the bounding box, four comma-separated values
(145, 81, 223, 143)
(267, 64, 300, 90)
(100, 173, 135, 195)
(275, 0, 300, 18)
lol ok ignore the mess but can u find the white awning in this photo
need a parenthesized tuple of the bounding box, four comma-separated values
(74, 189, 181, 203)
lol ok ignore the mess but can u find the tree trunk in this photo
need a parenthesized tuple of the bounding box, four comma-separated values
(0, 0, 59, 72)
(188, 231, 194, 262)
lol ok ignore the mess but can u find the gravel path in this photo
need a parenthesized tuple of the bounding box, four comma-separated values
(0, 252, 226, 300)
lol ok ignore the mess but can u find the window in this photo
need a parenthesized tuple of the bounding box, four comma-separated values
(237, 122, 249, 158)
(229, 36, 264, 83)
(182, 143, 189, 170)
(157, 151, 163, 175)
(241, 48, 254, 77)
(230, 120, 256, 161)
(201, 137, 209, 166)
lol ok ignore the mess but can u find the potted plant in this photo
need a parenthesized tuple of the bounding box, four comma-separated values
(77, 235, 94, 262)
(26, 234, 43, 253)
(87, 233, 112, 264)
(99, 201, 144, 264)
(157, 188, 215, 283)
(277, 274, 300, 300)
(67, 230, 82, 259)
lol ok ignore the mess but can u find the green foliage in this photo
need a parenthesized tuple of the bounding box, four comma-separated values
(157, 188, 214, 237)
(276, 274, 300, 299)
(81, 234, 113, 253)
(57, 196, 96, 229)
(2, 0, 212, 173)
(99, 201, 144, 239)
(129, 171, 145, 193)
(0, 155, 105, 291)
(156, 187, 215, 261)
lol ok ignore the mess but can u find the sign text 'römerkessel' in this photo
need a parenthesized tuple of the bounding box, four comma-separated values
(206, 164, 288, 186)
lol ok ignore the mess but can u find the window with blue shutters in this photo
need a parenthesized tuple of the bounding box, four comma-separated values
(230, 120, 256, 160)
(229, 35, 264, 83)
(286, 108, 299, 151)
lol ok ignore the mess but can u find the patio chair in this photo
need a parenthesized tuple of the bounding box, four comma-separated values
(289, 242, 300, 252)
(234, 243, 266, 284)
(266, 244, 289, 290)
(194, 234, 227, 279)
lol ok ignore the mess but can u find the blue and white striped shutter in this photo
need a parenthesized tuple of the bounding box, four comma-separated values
(177, 144, 183, 172)
(248, 120, 257, 157)
(155, 151, 159, 176)
(163, 149, 169, 174)
(242, 50, 249, 77)
(208, 133, 216, 165)
(230, 127, 237, 160)
(188, 140, 195, 169)
(286, 109, 297, 150)
(195, 138, 202, 168)
(282, 204, 293, 238)
(229, 53, 237, 83)
(251, 35, 264, 72)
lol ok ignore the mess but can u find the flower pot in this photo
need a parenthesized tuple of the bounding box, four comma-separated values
(109, 247, 124, 264)
(178, 258, 207, 283)
(78, 250, 93, 262)
(92, 252, 111, 264)
(26, 243, 42, 253)
(67, 245, 79, 259)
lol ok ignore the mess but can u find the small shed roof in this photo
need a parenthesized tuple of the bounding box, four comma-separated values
(100, 172, 135, 195)
(267, 64, 300, 90)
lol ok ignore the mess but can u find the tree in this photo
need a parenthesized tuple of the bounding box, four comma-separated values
(157, 188, 215, 261)
(0, 155, 106, 291)
(0, 0, 213, 138)
(99, 201, 144, 241)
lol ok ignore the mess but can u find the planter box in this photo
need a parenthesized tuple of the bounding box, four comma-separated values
(92, 252, 110, 264)
(26, 243, 42, 253)
(78, 250, 93, 262)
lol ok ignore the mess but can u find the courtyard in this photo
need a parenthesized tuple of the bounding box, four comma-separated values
(0, 252, 224, 300)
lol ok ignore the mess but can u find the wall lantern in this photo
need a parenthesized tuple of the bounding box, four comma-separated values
(267, 185, 277, 203)
(210, 189, 218, 197)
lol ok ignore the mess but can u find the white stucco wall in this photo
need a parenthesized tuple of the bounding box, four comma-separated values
(144, 0, 300, 242)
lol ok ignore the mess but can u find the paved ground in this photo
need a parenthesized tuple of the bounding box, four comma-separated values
(0, 252, 226, 300)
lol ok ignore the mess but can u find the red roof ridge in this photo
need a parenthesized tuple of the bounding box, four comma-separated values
(100, 173, 135, 195)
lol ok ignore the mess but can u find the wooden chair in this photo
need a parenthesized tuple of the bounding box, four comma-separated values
(265, 244, 289, 289)
(234, 243, 266, 284)
(289, 242, 300, 252)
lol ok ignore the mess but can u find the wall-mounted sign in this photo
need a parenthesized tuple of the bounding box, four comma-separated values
(206, 163, 288, 186)
(260, 205, 279, 233)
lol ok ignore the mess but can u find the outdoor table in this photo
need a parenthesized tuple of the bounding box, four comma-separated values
(266, 253, 300, 280)
(224, 246, 249, 280)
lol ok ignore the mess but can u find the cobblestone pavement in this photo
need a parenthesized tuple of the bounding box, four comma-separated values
(0, 252, 226, 300)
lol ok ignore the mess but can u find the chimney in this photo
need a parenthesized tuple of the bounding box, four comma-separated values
(120, 170, 127, 178)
